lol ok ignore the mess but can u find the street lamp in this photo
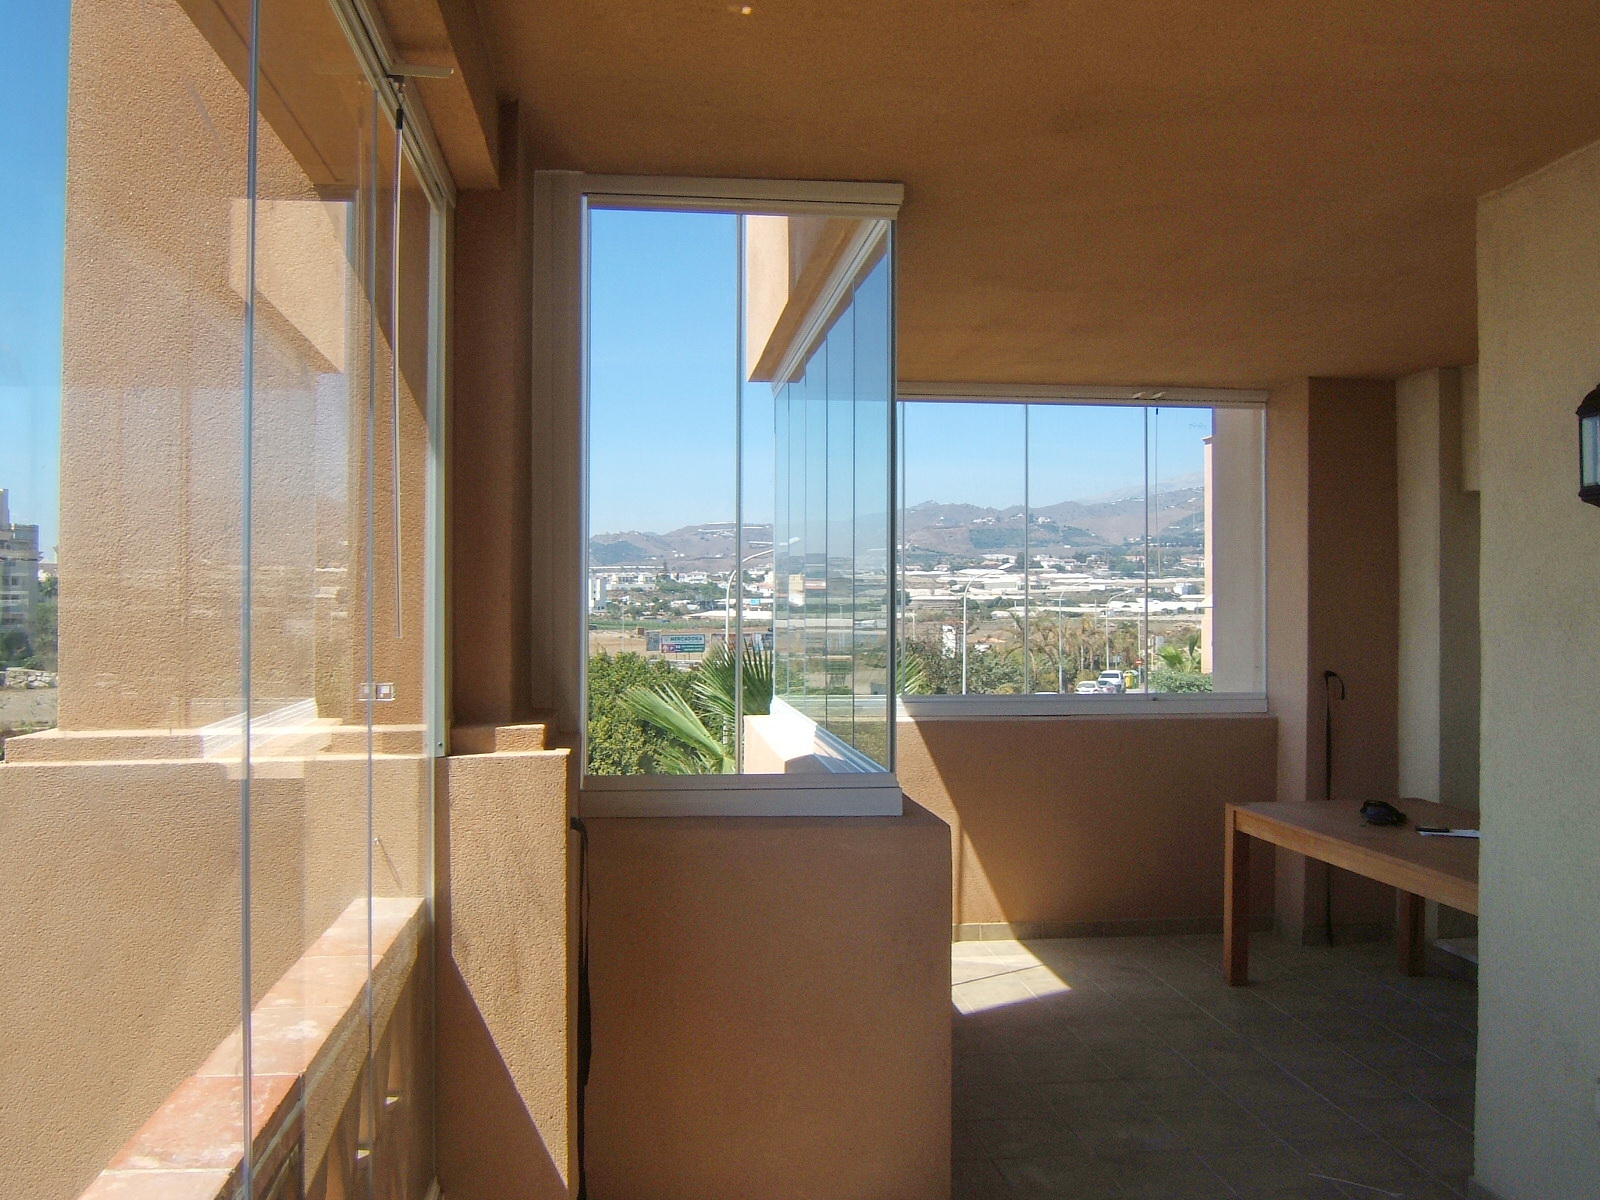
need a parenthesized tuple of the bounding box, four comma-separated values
(724, 547, 774, 644)
(723, 538, 796, 644)
(961, 585, 970, 694)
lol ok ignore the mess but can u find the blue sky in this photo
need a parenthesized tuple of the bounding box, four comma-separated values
(0, 0, 69, 550)
(588, 207, 1210, 535)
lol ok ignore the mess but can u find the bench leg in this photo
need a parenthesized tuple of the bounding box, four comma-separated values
(1224, 815, 1250, 985)
(1397, 890, 1426, 976)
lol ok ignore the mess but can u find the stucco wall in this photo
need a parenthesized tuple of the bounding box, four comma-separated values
(582, 803, 952, 1200)
(1475, 136, 1600, 1199)
(897, 714, 1277, 932)
(1266, 377, 1402, 941)
(1396, 366, 1481, 809)
(436, 745, 575, 1200)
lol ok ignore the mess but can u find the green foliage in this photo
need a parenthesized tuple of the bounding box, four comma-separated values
(0, 629, 32, 670)
(28, 596, 57, 671)
(1152, 631, 1208, 691)
(594, 641, 925, 774)
(1149, 666, 1213, 693)
(585, 651, 684, 775)
(620, 682, 733, 773)
(899, 637, 1026, 694)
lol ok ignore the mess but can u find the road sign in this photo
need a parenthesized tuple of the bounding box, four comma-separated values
(659, 633, 707, 654)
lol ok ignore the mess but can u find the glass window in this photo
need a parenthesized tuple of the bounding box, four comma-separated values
(583, 208, 896, 779)
(1, 1, 444, 1195)
(899, 398, 1266, 705)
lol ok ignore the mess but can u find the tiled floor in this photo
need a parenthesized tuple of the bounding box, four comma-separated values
(953, 933, 1476, 1199)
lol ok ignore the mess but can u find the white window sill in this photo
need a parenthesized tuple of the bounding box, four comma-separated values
(898, 693, 1269, 719)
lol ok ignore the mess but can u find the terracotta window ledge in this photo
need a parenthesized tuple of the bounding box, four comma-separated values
(78, 895, 423, 1200)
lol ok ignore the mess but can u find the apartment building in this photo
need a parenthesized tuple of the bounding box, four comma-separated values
(2, 3, 1599, 1200)
(0, 489, 40, 633)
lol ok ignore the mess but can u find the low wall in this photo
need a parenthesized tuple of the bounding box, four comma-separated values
(897, 713, 1278, 935)
(436, 742, 576, 1200)
(0, 750, 429, 1200)
(583, 801, 952, 1200)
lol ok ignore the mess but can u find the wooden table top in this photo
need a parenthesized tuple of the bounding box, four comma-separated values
(1229, 798, 1479, 915)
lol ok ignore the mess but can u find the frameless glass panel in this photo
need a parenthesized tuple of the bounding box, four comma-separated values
(1142, 406, 1213, 693)
(1026, 404, 1147, 694)
(248, 0, 439, 1193)
(899, 401, 1026, 694)
(850, 257, 893, 764)
(825, 302, 856, 744)
(1, 0, 251, 1194)
(1, 1, 442, 1196)
(765, 228, 894, 767)
(585, 209, 738, 775)
(900, 398, 1266, 703)
(586, 209, 895, 777)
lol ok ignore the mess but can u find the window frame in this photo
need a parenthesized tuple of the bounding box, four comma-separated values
(895, 382, 1269, 719)
(534, 172, 905, 817)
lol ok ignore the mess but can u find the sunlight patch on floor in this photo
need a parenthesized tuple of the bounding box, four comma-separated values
(951, 939, 1072, 1014)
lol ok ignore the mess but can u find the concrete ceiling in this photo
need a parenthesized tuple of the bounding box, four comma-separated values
(474, 0, 1600, 388)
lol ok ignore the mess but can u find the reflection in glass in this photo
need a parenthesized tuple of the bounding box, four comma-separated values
(1, 1, 441, 1195)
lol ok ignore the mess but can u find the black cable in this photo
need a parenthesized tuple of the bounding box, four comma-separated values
(1322, 671, 1346, 946)
(571, 816, 592, 1199)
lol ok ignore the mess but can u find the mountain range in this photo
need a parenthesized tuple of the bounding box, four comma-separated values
(591, 478, 1204, 569)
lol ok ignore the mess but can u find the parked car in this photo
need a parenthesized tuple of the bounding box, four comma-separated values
(1097, 670, 1125, 693)
(1074, 680, 1101, 694)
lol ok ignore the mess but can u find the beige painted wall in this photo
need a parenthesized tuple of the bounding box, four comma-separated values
(897, 714, 1277, 931)
(1396, 367, 1481, 809)
(451, 102, 537, 728)
(582, 804, 951, 1200)
(1267, 377, 1402, 941)
(1475, 135, 1600, 1199)
(1205, 408, 1267, 692)
(436, 745, 575, 1200)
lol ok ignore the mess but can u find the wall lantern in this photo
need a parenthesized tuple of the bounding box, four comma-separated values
(1581, 383, 1600, 507)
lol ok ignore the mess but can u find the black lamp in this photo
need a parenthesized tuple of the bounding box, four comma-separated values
(1581, 383, 1600, 507)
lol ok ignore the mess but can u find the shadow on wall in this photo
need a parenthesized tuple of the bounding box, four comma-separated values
(436, 961, 569, 1199)
(435, 745, 576, 1200)
(898, 716, 1278, 932)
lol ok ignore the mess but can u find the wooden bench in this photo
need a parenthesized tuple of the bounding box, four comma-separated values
(1224, 799, 1478, 985)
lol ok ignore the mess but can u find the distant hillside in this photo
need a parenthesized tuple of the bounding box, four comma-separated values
(590, 480, 1205, 569)
(902, 486, 1203, 556)
(590, 522, 774, 569)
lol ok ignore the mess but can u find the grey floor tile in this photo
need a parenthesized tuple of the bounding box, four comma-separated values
(1069, 1110, 1191, 1155)
(1300, 1136, 1441, 1191)
(951, 933, 1477, 1200)
(976, 1116, 1082, 1160)
(1160, 1101, 1283, 1151)
(1198, 1142, 1319, 1190)
(1103, 1150, 1232, 1197)
(995, 1150, 1122, 1198)
(1257, 1097, 1373, 1147)
(952, 1156, 1015, 1200)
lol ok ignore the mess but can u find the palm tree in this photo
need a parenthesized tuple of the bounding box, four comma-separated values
(621, 641, 771, 773)
(1156, 629, 1204, 674)
(624, 640, 931, 772)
